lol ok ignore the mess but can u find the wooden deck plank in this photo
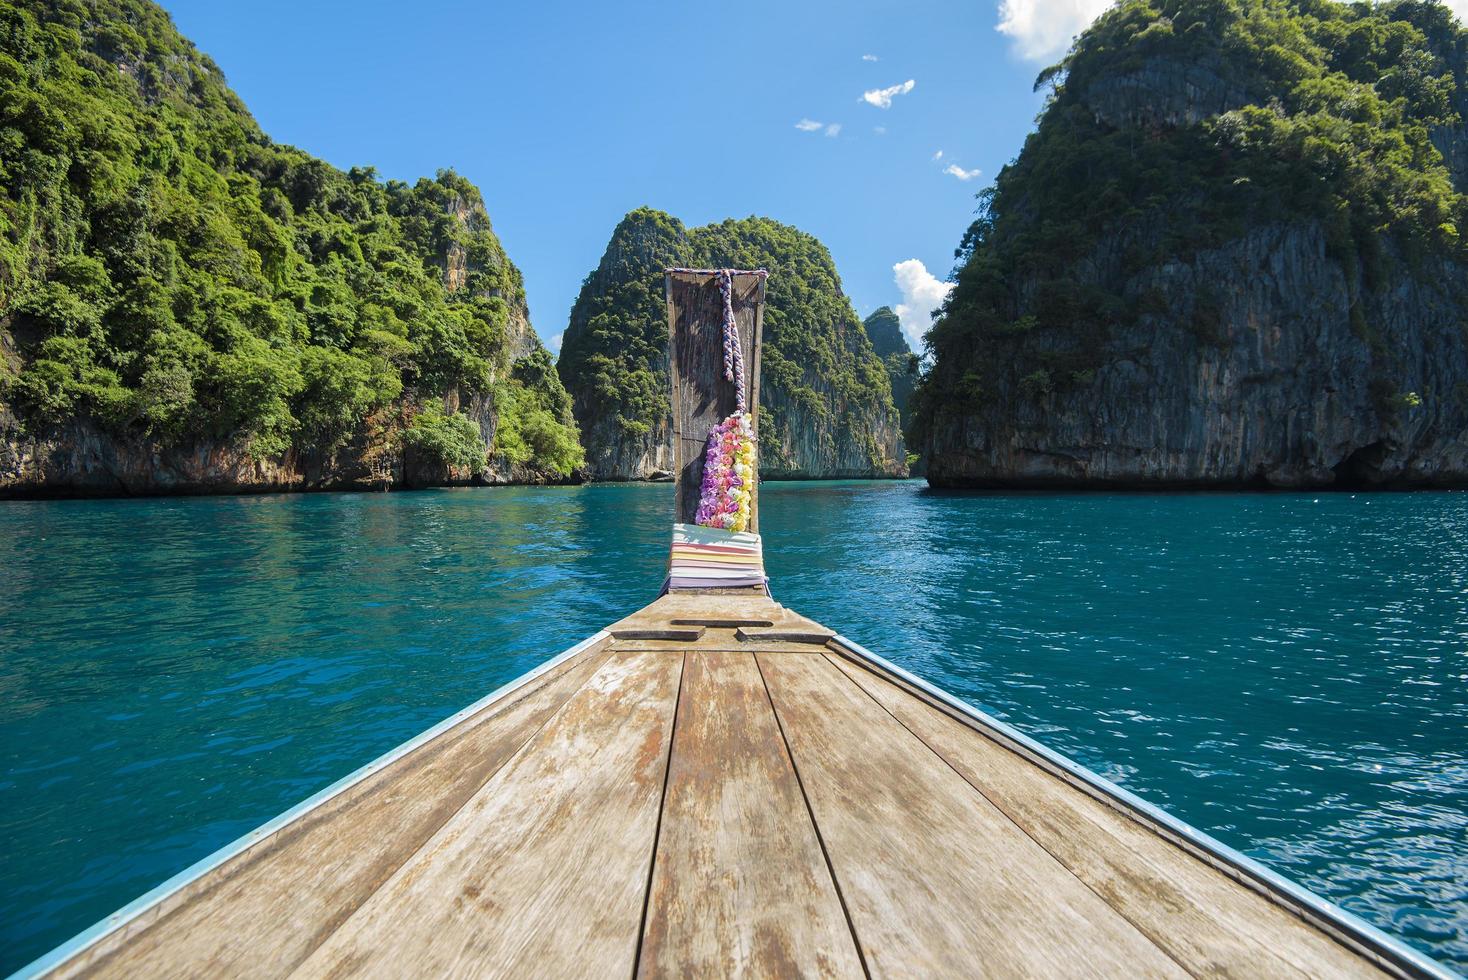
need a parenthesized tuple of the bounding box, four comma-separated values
(637, 652, 864, 978)
(609, 638, 831, 654)
(607, 592, 782, 632)
(50, 643, 613, 980)
(291, 650, 683, 980)
(757, 652, 1189, 979)
(827, 652, 1385, 979)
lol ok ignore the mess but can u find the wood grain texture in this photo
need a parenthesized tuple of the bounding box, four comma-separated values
(637, 652, 863, 978)
(50, 644, 613, 980)
(667, 271, 765, 530)
(290, 650, 683, 980)
(736, 626, 834, 645)
(608, 593, 821, 637)
(758, 652, 1188, 979)
(827, 652, 1386, 979)
(36, 592, 1400, 980)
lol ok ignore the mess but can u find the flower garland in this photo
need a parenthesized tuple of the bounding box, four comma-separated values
(669, 267, 768, 533)
(694, 412, 756, 531)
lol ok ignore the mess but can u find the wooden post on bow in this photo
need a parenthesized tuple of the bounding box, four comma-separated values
(665, 269, 766, 533)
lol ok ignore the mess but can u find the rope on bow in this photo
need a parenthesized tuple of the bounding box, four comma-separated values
(718, 270, 746, 414)
(668, 267, 768, 415)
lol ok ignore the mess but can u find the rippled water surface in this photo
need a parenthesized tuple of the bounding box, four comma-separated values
(2, 483, 1466, 971)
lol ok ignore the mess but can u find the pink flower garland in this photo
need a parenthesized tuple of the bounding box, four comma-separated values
(667, 267, 768, 532)
(694, 412, 756, 531)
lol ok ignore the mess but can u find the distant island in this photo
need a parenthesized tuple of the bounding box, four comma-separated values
(913, 0, 1468, 488)
(862, 305, 920, 466)
(556, 208, 906, 481)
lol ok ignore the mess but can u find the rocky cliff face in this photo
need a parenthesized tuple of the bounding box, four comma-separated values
(0, 194, 568, 496)
(758, 311, 906, 479)
(1, 192, 555, 497)
(862, 306, 918, 437)
(558, 209, 906, 481)
(926, 221, 1468, 487)
(1083, 54, 1251, 130)
(442, 192, 540, 361)
(919, 0, 1468, 489)
(758, 373, 907, 479)
(556, 209, 688, 480)
(0, 391, 563, 498)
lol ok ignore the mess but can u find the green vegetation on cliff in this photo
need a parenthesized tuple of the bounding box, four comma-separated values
(915, 0, 1468, 446)
(492, 347, 583, 475)
(0, 0, 580, 478)
(558, 208, 904, 478)
(557, 208, 687, 447)
(861, 306, 918, 436)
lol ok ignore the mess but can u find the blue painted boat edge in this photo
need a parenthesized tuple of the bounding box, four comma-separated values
(828, 634, 1461, 980)
(8, 630, 612, 980)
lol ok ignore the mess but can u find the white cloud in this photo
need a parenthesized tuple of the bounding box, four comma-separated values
(932, 149, 944, 161)
(997, 0, 1111, 62)
(873, 126, 887, 136)
(944, 163, 982, 181)
(795, 118, 824, 132)
(824, 123, 842, 137)
(893, 259, 953, 350)
(862, 53, 879, 61)
(547, 332, 564, 354)
(861, 79, 915, 109)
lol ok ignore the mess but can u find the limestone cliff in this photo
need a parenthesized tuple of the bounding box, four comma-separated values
(557, 209, 906, 480)
(924, 221, 1468, 488)
(0, 0, 580, 497)
(555, 209, 688, 480)
(918, 0, 1468, 488)
(1, 177, 571, 497)
(862, 307, 919, 437)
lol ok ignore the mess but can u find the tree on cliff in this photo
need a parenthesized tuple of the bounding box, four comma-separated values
(914, 0, 1468, 487)
(0, 0, 581, 484)
(862, 306, 919, 437)
(557, 208, 905, 480)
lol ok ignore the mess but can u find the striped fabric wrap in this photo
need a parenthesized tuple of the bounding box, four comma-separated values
(667, 523, 766, 590)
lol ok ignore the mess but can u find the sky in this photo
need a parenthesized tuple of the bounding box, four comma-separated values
(155, 0, 1135, 353)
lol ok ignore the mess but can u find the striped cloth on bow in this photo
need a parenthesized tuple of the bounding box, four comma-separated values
(668, 523, 766, 590)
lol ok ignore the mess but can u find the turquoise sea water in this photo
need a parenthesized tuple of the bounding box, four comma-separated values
(1, 481, 1466, 972)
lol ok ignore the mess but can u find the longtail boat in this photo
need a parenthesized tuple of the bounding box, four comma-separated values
(15, 271, 1453, 979)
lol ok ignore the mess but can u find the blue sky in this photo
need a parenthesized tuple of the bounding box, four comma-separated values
(160, 0, 1110, 353)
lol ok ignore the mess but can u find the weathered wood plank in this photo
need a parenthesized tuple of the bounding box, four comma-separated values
(827, 652, 1385, 979)
(51, 643, 613, 980)
(757, 652, 1188, 979)
(607, 592, 822, 636)
(610, 639, 832, 654)
(611, 626, 707, 641)
(291, 650, 683, 980)
(667, 271, 765, 530)
(638, 652, 863, 978)
(736, 626, 834, 645)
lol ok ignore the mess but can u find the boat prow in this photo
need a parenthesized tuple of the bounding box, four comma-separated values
(17, 592, 1453, 979)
